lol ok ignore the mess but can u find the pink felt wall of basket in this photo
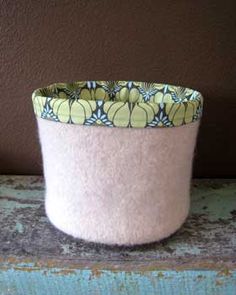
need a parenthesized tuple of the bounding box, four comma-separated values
(37, 117, 200, 246)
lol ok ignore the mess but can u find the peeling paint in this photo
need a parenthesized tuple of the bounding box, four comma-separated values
(217, 269, 233, 277)
(90, 268, 104, 279)
(13, 266, 38, 273)
(0, 268, 235, 295)
(215, 279, 224, 286)
(196, 274, 206, 280)
(157, 271, 164, 278)
(14, 222, 24, 234)
(0, 176, 236, 293)
(51, 269, 76, 276)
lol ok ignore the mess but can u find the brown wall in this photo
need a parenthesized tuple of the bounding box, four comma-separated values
(0, 0, 236, 177)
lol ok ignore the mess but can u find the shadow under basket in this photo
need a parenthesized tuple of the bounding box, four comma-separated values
(32, 81, 203, 246)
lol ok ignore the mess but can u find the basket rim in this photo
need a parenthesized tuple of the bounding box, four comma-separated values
(32, 80, 203, 101)
(32, 80, 203, 128)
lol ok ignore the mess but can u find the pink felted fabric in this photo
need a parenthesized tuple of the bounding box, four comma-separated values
(37, 117, 199, 246)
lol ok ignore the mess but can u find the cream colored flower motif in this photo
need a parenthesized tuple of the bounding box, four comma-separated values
(115, 82, 141, 103)
(80, 86, 109, 101)
(103, 101, 130, 127)
(70, 99, 96, 124)
(148, 103, 172, 127)
(85, 100, 113, 126)
(100, 81, 122, 100)
(39, 86, 59, 98)
(130, 102, 158, 128)
(165, 102, 186, 126)
(32, 81, 203, 128)
(138, 83, 159, 102)
(63, 83, 81, 100)
(41, 98, 59, 121)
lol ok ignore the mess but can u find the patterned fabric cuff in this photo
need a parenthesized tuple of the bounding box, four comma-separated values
(32, 81, 203, 128)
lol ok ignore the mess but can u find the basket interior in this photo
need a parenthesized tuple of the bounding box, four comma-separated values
(33, 81, 202, 104)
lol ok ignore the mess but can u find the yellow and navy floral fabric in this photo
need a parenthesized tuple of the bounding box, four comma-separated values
(32, 81, 203, 128)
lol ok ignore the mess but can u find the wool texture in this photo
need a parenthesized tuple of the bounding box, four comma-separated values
(37, 118, 200, 245)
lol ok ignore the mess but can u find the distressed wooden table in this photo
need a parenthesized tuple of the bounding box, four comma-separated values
(0, 176, 235, 294)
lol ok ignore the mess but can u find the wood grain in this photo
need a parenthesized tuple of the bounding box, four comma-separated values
(0, 176, 235, 294)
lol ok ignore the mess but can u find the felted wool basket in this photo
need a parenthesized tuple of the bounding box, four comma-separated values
(32, 81, 203, 246)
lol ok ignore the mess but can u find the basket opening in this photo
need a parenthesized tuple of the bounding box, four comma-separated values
(34, 81, 202, 104)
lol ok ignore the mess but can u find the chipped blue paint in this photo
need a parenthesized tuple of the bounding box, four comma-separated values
(173, 244, 202, 256)
(0, 267, 235, 295)
(0, 201, 38, 216)
(0, 176, 236, 294)
(14, 222, 24, 234)
(190, 182, 236, 221)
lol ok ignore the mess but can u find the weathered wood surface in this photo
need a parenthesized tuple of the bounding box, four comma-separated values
(0, 176, 235, 294)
